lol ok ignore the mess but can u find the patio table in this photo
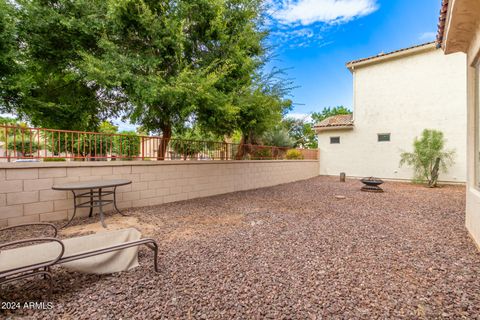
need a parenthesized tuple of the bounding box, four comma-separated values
(52, 179, 132, 228)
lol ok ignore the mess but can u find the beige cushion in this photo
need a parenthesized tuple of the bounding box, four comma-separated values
(0, 228, 141, 274)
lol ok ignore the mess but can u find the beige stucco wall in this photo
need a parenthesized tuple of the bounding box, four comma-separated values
(0, 160, 319, 226)
(318, 47, 467, 182)
(465, 22, 480, 247)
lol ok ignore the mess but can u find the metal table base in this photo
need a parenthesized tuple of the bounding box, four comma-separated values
(52, 179, 132, 228)
(64, 187, 127, 228)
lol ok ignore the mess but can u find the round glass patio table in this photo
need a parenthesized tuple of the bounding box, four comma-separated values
(52, 179, 132, 228)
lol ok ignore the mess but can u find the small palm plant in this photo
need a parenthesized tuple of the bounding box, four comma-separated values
(400, 129, 455, 188)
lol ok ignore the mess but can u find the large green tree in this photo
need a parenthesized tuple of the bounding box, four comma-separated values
(1, 0, 121, 130)
(79, 0, 258, 158)
(1, 0, 290, 154)
(0, 0, 18, 110)
(80, 0, 275, 159)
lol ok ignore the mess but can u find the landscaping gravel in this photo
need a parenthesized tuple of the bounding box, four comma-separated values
(1, 176, 479, 319)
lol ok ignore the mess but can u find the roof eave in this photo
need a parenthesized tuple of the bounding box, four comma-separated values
(314, 125, 354, 133)
(438, 0, 480, 55)
(346, 42, 437, 71)
(436, 0, 450, 49)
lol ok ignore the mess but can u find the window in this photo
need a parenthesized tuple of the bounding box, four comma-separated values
(330, 136, 340, 144)
(378, 133, 391, 142)
(476, 61, 480, 188)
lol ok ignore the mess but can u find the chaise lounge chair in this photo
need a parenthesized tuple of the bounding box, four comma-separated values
(0, 223, 159, 299)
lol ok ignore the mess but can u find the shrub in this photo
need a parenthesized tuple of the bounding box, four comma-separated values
(250, 148, 272, 160)
(400, 129, 455, 187)
(112, 131, 141, 159)
(261, 127, 294, 148)
(7, 139, 39, 157)
(170, 139, 203, 160)
(286, 149, 304, 160)
(43, 157, 66, 162)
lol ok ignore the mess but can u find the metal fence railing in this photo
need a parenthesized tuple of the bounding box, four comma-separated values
(0, 125, 318, 162)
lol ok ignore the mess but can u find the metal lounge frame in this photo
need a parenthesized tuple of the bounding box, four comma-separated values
(0, 223, 159, 300)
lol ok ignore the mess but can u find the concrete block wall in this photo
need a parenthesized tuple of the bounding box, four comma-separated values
(0, 160, 319, 226)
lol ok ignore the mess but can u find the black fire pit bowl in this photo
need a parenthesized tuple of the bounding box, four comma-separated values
(360, 177, 384, 193)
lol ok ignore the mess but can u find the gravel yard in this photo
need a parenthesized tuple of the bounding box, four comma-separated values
(2, 176, 479, 319)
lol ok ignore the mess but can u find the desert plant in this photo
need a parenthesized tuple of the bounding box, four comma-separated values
(400, 129, 455, 187)
(286, 149, 304, 160)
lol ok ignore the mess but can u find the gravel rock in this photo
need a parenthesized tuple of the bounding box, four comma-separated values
(1, 176, 479, 319)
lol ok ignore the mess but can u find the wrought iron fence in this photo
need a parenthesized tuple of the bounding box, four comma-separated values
(0, 125, 318, 162)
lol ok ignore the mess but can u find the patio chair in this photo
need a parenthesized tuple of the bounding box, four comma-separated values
(0, 223, 159, 299)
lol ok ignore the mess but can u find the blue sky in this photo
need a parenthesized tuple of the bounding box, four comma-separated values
(267, 0, 441, 119)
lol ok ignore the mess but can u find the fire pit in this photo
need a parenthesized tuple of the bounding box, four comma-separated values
(360, 177, 384, 193)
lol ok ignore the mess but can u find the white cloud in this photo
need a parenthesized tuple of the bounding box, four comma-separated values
(273, 0, 378, 26)
(418, 31, 436, 41)
(291, 28, 315, 38)
(270, 26, 332, 48)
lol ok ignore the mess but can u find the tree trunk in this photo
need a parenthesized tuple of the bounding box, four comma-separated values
(235, 134, 253, 160)
(157, 125, 172, 161)
(235, 131, 258, 160)
(235, 136, 246, 160)
(428, 157, 441, 188)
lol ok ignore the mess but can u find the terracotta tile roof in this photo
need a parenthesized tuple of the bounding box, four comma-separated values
(314, 114, 354, 128)
(346, 42, 436, 66)
(436, 0, 449, 48)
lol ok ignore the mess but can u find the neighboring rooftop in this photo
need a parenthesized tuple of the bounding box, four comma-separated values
(346, 42, 436, 70)
(314, 114, 354, 131)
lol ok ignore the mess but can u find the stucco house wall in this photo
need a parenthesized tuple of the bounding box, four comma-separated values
(438, 0, 480, 248)
(465, 26, 480, 247)
(317, 44, 467, 182)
